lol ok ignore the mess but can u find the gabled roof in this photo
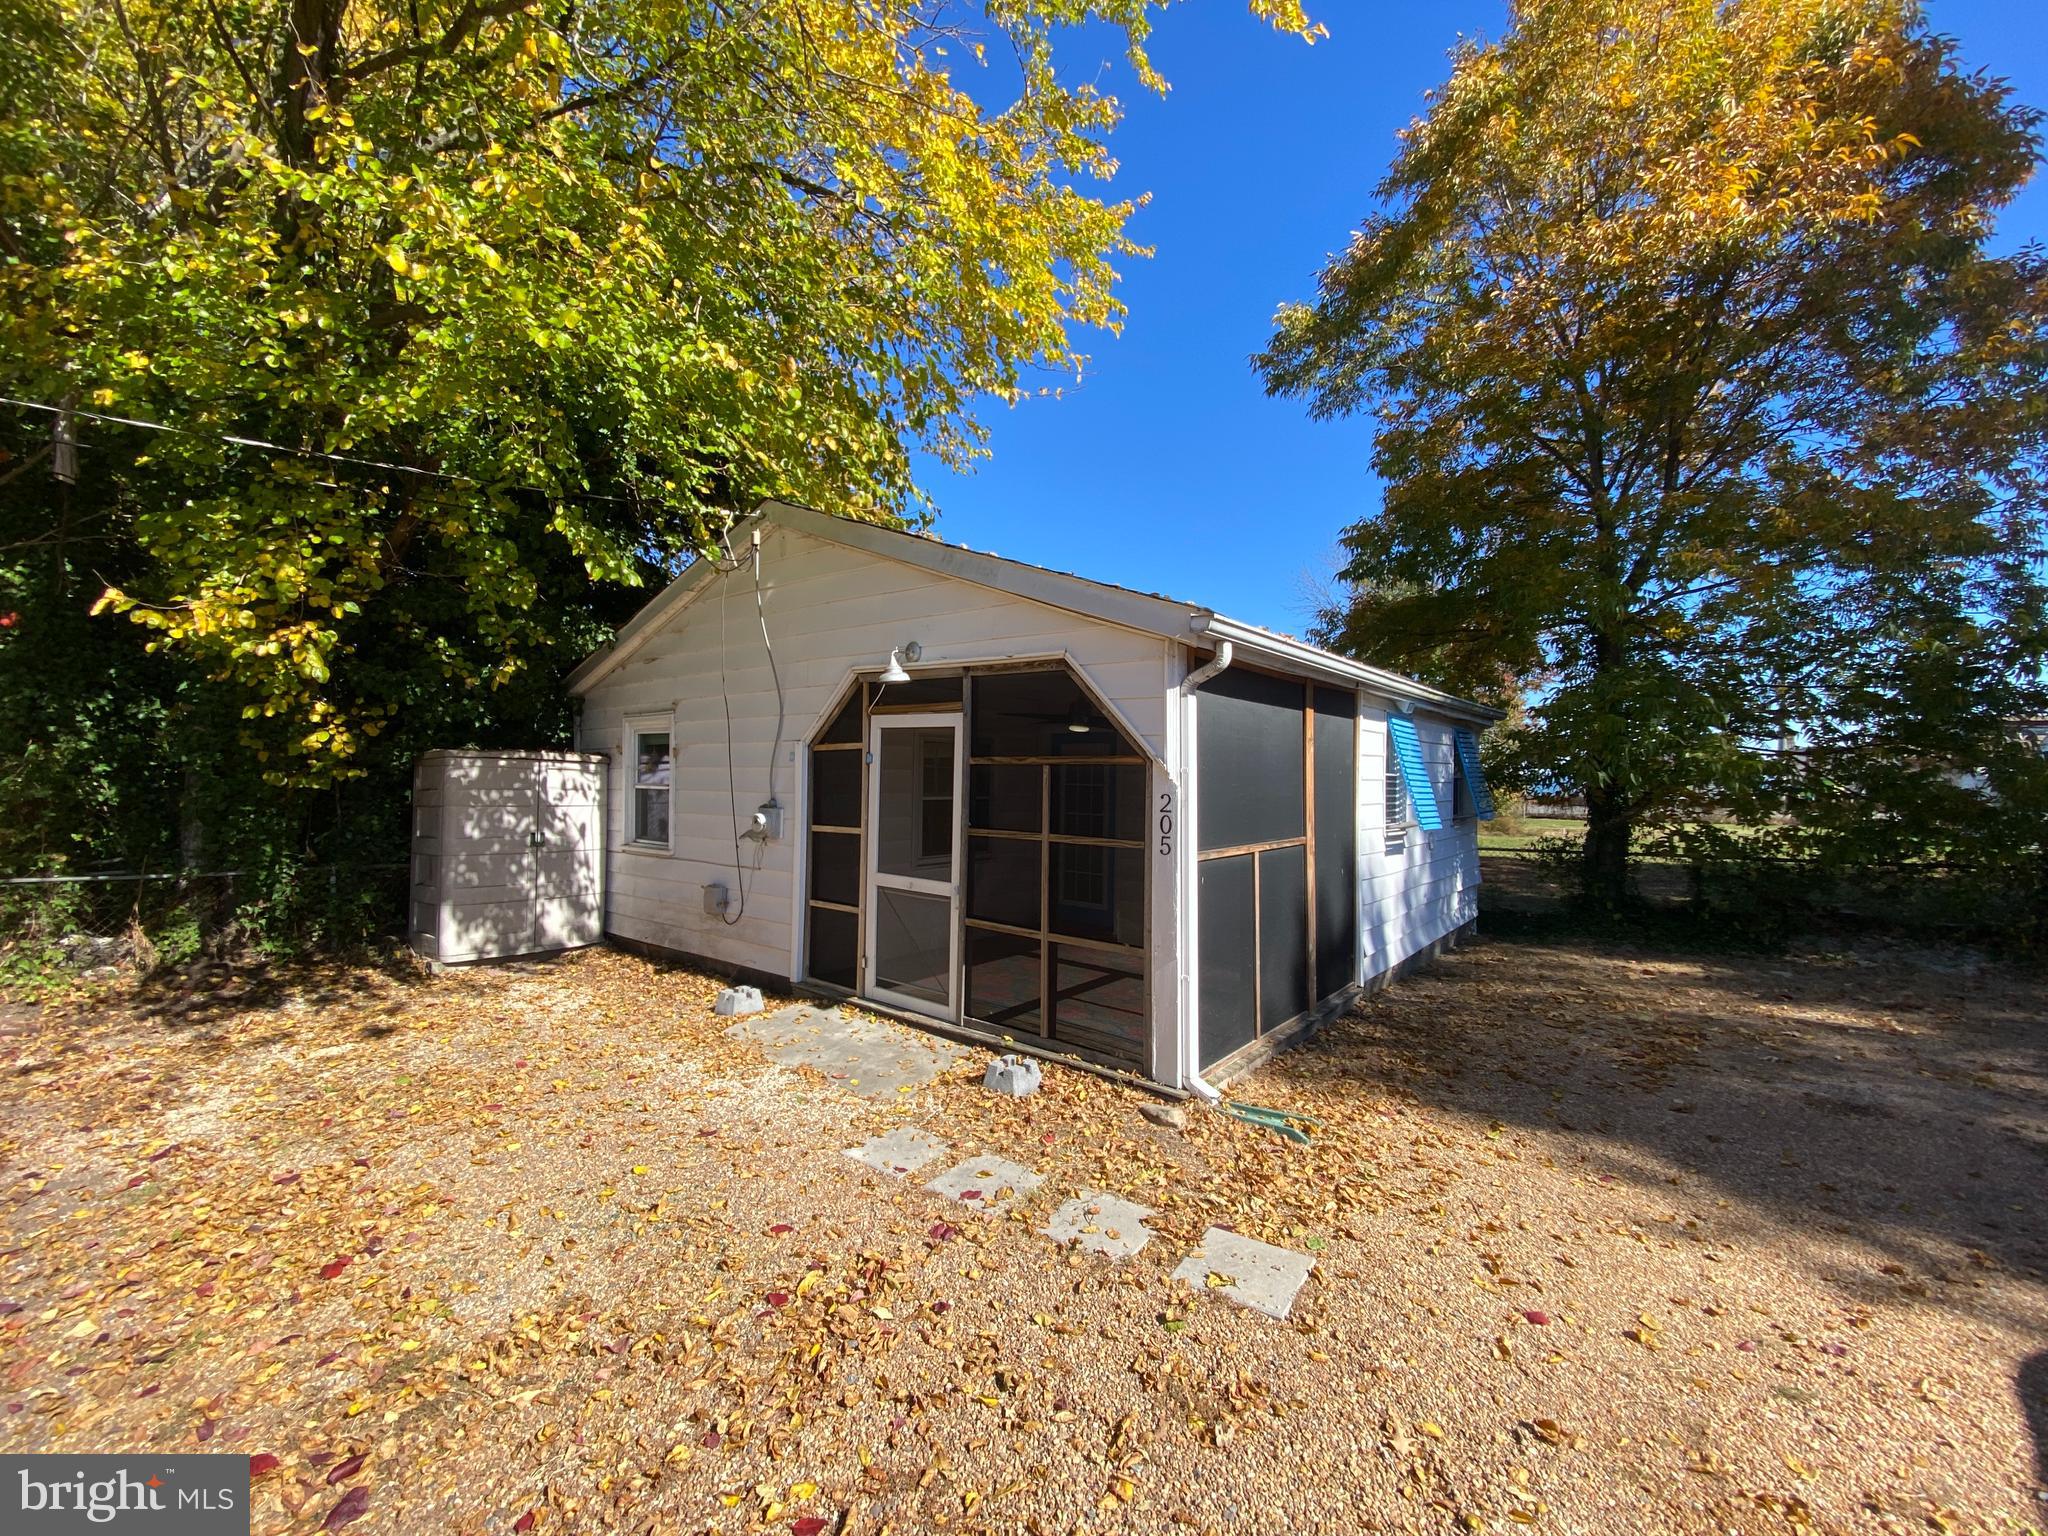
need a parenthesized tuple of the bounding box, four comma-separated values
(565, 499, 1504, 723)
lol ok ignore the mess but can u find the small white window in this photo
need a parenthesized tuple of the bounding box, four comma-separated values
(1451, 758, 1477, 821)
(629, 721, 673, 849)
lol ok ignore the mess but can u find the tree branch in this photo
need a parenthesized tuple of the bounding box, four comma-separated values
(342, 0, 541, 85)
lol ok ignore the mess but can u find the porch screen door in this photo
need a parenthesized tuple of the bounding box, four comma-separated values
(865, 714, 962, 1020)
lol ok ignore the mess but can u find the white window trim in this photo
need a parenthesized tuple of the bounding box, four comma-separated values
(625, 712, 675, 853)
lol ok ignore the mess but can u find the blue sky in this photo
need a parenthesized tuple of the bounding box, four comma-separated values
(911, 1, 2048, 637)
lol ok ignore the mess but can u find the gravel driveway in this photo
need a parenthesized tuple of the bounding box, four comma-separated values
(0, 933, 2040, 1534)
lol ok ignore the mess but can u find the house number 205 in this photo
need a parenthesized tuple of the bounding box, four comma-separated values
(1157, 790, 1174, 856)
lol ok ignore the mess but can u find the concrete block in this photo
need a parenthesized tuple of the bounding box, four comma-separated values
(713, 985, 764, 1016)
(925, 1156, 1042, 1214)
(1172, 1227, 1315, 1321)
(845, 1126, 950, 1178)
(1042, 1192, 1154, 1259)
(983, 1054, 1042, 1097)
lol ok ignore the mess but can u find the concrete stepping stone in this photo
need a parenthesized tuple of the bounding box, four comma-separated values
(1171, 1227, 1315, 1320)
(924, 1156, 1041, 1214)
(1041, 1192, 1154, 1259)
(727, 1004, 967, 1100)
(845, 1126, 950, 1178)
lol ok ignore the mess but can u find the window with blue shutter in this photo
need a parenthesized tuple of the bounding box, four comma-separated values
(1386, 716, 1444, 831)
(1452, 728, 1496, 820)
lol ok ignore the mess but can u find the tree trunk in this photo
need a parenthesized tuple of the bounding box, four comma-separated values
(1581, 782, 1632, 910)
(276, 0, 347, 169)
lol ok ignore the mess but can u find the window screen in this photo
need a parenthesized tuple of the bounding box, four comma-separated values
(969, 764, 1041, 832)
(1257, 843, 1310, 1033)
(808, 688, 864, 989)
(961, 666, 1147, 1071)
(817, 689, 863, 744)
(808, 906, 858, 990)
(1195, 667, 1304, 850)
(1198, 853, 1257, 1068)
(969, 670, 1129, 758)
(809, 830, 860, 907)
(965, 928, 1040, 1032)
(1198, 683, 1358, 1061)
(1048, 844, 1142, 947)
(1050, 945, 1145, 1065)
(1313, 688, 1358, 1001)
(872, 674, 962, 709)
(966, 834, 1039, 930)
(1051, 764, 1145, 841)
(811, 748, 861, 828)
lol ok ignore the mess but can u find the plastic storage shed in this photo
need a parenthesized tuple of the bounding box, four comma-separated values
(410, 749, 606, 964)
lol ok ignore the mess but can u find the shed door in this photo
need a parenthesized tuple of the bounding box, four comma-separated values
(535, 760, 603, 949)
(439, 754, 540, 961)
(439, 756, 602, 962)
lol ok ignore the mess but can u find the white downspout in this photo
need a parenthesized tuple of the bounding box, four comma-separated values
(1179, 638, 1233, 1103)
(1184, 639, 1234, 692)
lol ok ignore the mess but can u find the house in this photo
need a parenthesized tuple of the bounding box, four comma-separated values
(560, 499, 1501, 1098)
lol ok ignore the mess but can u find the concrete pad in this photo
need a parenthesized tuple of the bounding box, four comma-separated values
(1041, 1192, 1154, 1259)
(1171, 1227, 1315, 1320)
(845, 1126, 950, 1178)
(924, 1156, 1042, 1214)
(727, 1004, 968, 1100)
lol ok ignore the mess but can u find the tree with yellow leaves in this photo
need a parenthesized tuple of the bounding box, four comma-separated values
(1, 0, 1320, 780)
(1261, 0, 2047, 910)
(0, 0, 1317, 929)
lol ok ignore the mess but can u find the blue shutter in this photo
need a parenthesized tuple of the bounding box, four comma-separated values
(1453, 728, 1496, 819)
(1387, 716, 1444, 831)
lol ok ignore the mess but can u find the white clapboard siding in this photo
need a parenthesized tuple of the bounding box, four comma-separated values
(575, 520, 1173, 981)
(1357, 703, 1482, 978)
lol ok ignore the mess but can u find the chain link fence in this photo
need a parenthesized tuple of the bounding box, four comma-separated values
(0, 864, 410, 987)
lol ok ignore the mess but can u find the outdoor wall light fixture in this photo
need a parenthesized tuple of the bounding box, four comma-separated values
(879, 641, 921, 684)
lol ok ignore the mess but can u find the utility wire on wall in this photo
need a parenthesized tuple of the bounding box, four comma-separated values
(712, 521, 786, 928)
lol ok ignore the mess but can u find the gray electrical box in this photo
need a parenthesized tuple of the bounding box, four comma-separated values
(701, 881, 729, 916)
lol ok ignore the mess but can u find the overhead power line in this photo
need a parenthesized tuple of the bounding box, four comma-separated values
(0, 395, 643, 507)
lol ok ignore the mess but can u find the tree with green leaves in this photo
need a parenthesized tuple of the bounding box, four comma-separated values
(1258, 0, 2048, 910)
(2, 0, 1320, 783)
(0, 0, 1319, 934)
